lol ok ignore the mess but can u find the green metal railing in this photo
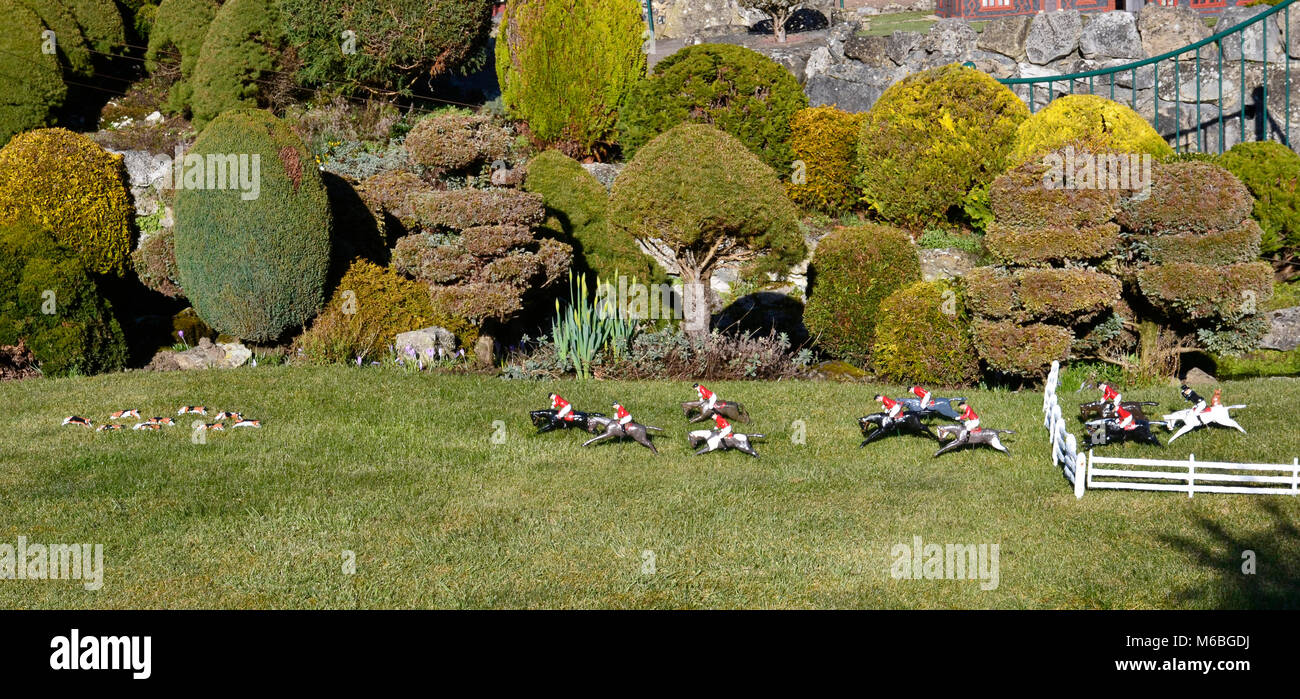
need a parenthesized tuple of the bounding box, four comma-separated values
(996, 1, 1295, 154)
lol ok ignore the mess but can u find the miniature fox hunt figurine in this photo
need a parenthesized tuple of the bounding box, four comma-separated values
(1162, 385, 1246, 443)
(530, 394, 604, 434)
(231, 419, 261, 428)
(145, 416, 175, 426)
(109, 409, 140, 420)
(62, 416, 93, 427)
(97, 424, 124, 432)
(178, 406, 207, 416)
(582, 402, 662, 453)
(1079, 384, 1158, 421)
(681, 383, 750, 423)
(858, 397, 939, 447)
(215, 411, 243, 421)
(687, 414, 763, 457)
(933, 403, 1013, 457)
(132, 422, 162, 431)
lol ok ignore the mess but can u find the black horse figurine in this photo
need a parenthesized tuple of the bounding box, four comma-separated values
(530, 408, 606, 434)
(583, 415, 664, 453)
(681, 399, 751, 424)
(1079, 400, 1158, 422)
(933, 425, 1013, 457)
(897, 396, 966, 421)
(686, 426, 764, 457)
(1084, 417, 1164, 446)
(857, 412, 940, 448)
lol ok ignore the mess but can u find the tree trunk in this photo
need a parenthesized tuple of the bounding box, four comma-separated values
(680, 267, 713, 338)
(774, 10, 789, 43)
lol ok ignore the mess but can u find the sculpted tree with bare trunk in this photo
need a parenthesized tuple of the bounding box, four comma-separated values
(740, 0, 807, 43)
(609, 123, 804, 335)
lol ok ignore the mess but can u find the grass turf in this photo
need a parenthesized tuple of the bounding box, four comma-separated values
(3, 367, 1300, 609)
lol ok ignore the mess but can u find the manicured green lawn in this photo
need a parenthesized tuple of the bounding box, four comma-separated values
(858, 11, 939, 37)
(3, 367, 1299, 609)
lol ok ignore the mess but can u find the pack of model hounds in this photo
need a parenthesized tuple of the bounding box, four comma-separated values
(531, 383, 1008, 459)
(62, 406, 263, 432)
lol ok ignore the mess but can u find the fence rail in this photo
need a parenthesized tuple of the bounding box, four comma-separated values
(996, 0, 1297, 154)
(1086, 451, 1300, 497)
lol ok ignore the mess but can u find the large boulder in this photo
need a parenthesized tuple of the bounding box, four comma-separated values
(1026, 10, 1082, 65)
(146, 337, 252, 371)
(977, 15, 1033, 61)
(395, 326, 458, 359)
(1137, 5, 1210, 58)
(844, 34, 894, 67)
(1219, 6, 1286, 64)
(1080, 11, 1144, 60)
(1280, 9, 1300, 59)
(651, 0, 758, 40)
(805, 61, 905, 113)
(922, 18, 978, 60)
(1260, 306, 1300, 351)
(886, 30, 924, 65)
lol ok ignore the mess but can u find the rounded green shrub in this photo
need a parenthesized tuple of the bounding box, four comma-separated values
(787, 105, 865, 214)
(173, 109, 332, 341)
(189, 0, 286, 130)
(617, 43, 807, 170)
(524, 149, 662, 284)
(873, 280, 979, 386)
(146, 0, 220, 115)
(1215, 141, 1300, 256)
(0, 0, 67, 146)
(0, 128, 133, 276)
(1117, 161, 1254, 235)
(1136, 261, 1274, 324)
(61, 0, 126, 53)
(972, 319, 1072, 378)
(404, 110, 512, 178)
(1010, 94, 1173, 165)
(803, 223, 920, 363)
(279, 0, 493, 95)
(855, 64, 1028, 230)
(496, 0, 646, 158)
(131, 229, 183, 298)
(19, 0, 94, 77)
(0, 221, 126, 376)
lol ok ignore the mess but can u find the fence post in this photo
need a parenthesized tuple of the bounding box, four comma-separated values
(1293, 458, 1298, 496)
(1071, 434, 1085, 499)
(1188, 454, 1196, 499)
(1086, 449, 1094, 490)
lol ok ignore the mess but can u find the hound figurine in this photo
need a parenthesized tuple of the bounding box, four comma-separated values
(62, 416, 93, 427)
(132, 422, 162, 431)
(109, 409, 140, 420)
(687, 414, 763, 457)
(1162, 386, 1246, 443)
(681, 383, 750, 423)
(178, 406, 207, 416)
(96, 424, 124, 432)
(146, 416, 176, 426)
(216, 411, 243, 421)
(857, 396, 939, 448)
(582, 402, 662, 453)
(231, 419, 261, 428)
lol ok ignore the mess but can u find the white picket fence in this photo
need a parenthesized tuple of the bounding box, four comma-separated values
(1086, 452, 1300, 498)
(1042, 361, 1084, 498)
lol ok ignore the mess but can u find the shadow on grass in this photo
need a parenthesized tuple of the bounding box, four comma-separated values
(1160, 500, 1300, 609)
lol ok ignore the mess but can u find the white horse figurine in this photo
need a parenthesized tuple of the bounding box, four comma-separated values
(1163, 386, 1246, 443)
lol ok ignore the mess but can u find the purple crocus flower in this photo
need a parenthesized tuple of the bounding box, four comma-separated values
(425, 347, 436, 358)
(355, 355, 363, 366)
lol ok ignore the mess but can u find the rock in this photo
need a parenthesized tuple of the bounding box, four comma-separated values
(1026, 10, 1082, 65)
(844, 34, 894, 67)
(1182, 367, 1216, 385)
(885, 30, 924, 65)
(581, 162, 622, 190)
(805, 45, 833, 81)
(217, 342, 252, 368)
(805, 61, 905, 113)
(1080, 11, 1144, 60)
(922, 18, 978, 59)
(977, 15, 1032, 61)
(490, 166, 524, 188)
(1280, 10, 1300, 59)
(395, 326, 458, 360)
(144, 110, 163, 123)
(807, 359, 869, 382)
(827, 21, 858, 61)
(711, 266, 740, 295)
(652, 0, 751, 40)
(1219, 6, 1286, 64)
(147, 336, 251, 371)
(1259, 306, 1300, 351)
(764, 47, 811, 82)
(1100, 58, 1155, 90)
(1137, 5, 1210, 59)
(918, 247, 979, 282)
(474, 334, 495, 367)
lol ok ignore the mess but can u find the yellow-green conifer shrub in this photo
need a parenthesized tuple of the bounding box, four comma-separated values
(787, 106, 865, 214)
(872, 280, 980, 386)
(1009, 94, 1172, 166)
(0, 128, 132, 276)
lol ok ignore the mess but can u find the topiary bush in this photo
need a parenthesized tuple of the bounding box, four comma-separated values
(279, 0, 493, 96)
(617, 43, 807, 170)
(409, 188, 545, 229)
(803, 223, 920, 363)
(971, 319, 1073, 378)
(1117, 161, 1254, 235)
(131, 229, 184, 298)
(146, 0, 220, 115)
(0, 0, 67, 146)
(523, 149, 663, 284)
(988, 144, 1121, 229)
(496, 0, 646, 158)
(1215, 140, 1300, 257)
(403, 110, 512, 178)
(609, 123, 804, 334)
(787, 105, 865, 214)
(1140, 219, 1263, 266)
(872, 279, 979, 386)
(1009, 94, 1173, 165)
(173, 109, 332, 341)
(0, 221, 126, 376)
(298, 258, 441, 363)
(0, 128, 133, 276)
(855, 64, 1028, 230)
(189, 0, 286, 130)
(1136, 261, 1274, 324)
(20, 0, 95, 77)
(1017, 268, 1121, 322)
(984, 221, 1120, 266)
(62, 0, 126, 53)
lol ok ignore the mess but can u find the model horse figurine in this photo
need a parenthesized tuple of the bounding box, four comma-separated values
(687, 414, 764, 457)
(530, 393, 605, 434)
(1079, 383, 1158, 421)
(582, 402, 663, 453)
(1162, 386, 1247, 443)
(932, 403, 1013, 456)
(896, 385, 966, 421)
(858, 394, 940, 448)
(681, 382, 751, 423)
(1085, 403, 1164, 446)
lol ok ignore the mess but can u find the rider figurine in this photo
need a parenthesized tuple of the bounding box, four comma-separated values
(614, 402, 633, 427)
(910, 385, 934, 409)
(875, 394, 903, 420)
(1115, 405, 1136, 431)
(549, 393, 575, 422)
(1181, 385, 1208, 414)
(709, 414, 733, 450)
(694, 383, 717, 414)
(958, 403, 980, 432)
(1100, 383, 1122, 410)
